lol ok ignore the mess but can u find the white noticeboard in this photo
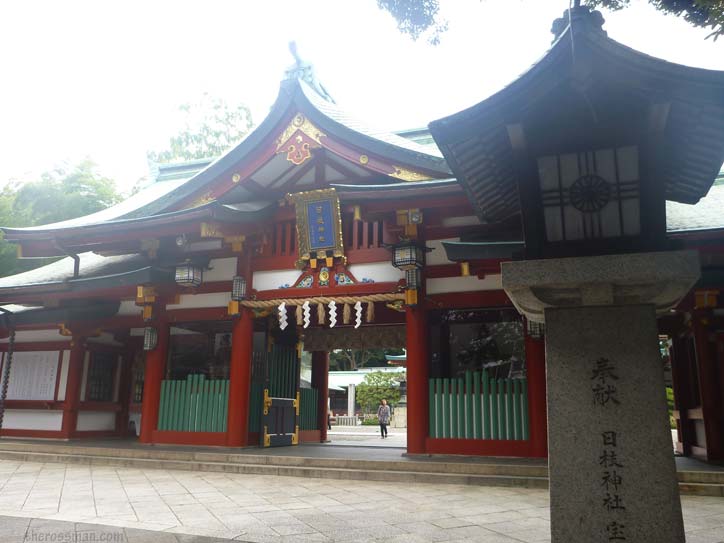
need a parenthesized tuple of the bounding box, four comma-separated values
(4, 351, 59, 401)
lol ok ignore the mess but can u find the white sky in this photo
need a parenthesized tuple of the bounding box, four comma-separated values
(1, 0, 722, 194)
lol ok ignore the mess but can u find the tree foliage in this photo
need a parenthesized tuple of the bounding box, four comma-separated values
(329, 348, 404, 370)
(148, 94, 254, 163)
(355, 371, 405, 414)
(376, 0, 448, 44)
(0, 159, 121, 277)
(377, 0, 724, 42)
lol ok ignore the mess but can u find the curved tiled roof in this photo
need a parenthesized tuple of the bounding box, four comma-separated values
(3, 73, 450, 238)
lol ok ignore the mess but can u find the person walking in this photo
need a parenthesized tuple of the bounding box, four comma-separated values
(377, 399, 390, 439)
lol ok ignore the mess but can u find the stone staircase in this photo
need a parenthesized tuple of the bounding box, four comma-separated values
(0, 440, 720, 495)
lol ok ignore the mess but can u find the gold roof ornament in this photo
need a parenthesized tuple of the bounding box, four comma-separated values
(276, 113, 327, 166)
(389, 166, 434, 182)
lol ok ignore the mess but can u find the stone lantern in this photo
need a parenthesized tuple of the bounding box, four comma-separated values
(430, 4, 724, 542)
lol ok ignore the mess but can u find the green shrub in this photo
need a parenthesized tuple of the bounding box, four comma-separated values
(666, 387, 676, 429)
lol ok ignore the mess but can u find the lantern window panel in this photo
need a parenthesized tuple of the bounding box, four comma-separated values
(232, 276, 247, 301)
(175, 263, 203, 287)
(537, 146, 640, 243)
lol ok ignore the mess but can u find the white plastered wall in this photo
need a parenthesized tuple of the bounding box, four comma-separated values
(426, 274, 503, 294)
(166, 292, 231, 310)
(117, 300, 142, 316)
(2, 410, 63, 431)
(76, 411, 116, 432)
(204, 257, 238, 282)
(0, 329, 71, 344)
(347, 262, 403, 283)
(252, 269, 301, 291)
(426, 238, 459, 266)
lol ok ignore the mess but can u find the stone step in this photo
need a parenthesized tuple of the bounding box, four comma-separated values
(0, 449, 549, 489)
(677, 482, 724, 497)
(0, 442, 719, 494)
(677, 470, 724, 485)
(0, 441, 548, 478)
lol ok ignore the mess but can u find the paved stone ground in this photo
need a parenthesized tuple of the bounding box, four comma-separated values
(326, 425, 406, 448)
(0, 515, 226, 543)
(0, 459, 723, 543)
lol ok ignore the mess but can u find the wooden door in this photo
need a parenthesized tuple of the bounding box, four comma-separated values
(261, 346, 300, 447)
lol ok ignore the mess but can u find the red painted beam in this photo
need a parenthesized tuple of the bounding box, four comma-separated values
(254, 281, 402, 301)
(300, 430, 322, 443)
(425, 290, 511, 309)
(425, 438, 540, 458)
(0, 342, 71, 352)
(1, 400, 63, 410)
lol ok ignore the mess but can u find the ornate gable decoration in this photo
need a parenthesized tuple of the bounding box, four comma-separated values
(276, 113, 326, 166)
(286, 188, 344, 269)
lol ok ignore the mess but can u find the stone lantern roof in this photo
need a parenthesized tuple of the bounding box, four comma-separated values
(429, 5, 724, 224)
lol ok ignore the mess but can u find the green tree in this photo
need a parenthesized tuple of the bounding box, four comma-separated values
(0, 159, 122, 277)
(355, 371, 405, 414)
(148, 94, 253, 163)
(12, 159, 120, 225)
(377, 0, 724, 43)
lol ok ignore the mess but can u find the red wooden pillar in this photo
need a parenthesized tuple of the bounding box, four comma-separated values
(406, 304, 429, 455)
(60, 336, 86, 439)
(692, 311, 723, 461)
(115, 344, 135, 436)
(311, 351, 330, 442)
(227, 308, 254, 447)
(524, 328, 548, 458)
(139, 320, 169, 444)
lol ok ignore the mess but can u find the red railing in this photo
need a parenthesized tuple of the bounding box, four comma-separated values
(256, 216, 390, 269)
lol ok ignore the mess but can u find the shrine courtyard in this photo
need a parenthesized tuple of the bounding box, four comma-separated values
(0, 452, 723, 543)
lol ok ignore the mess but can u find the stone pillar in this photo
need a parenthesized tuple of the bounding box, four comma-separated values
(502, 251, 698, 543)
(347, 383, 356, 417)
(60, 335, 86, 439)
(406, 304, 429, 454)
(139, 320, 169, 444)
(311, 351, 330, 442)
(227, 308, 254, 447)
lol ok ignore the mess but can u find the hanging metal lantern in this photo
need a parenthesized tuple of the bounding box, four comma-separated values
(391, 241, 424, 271)
(143, 327, 158, 351)
(175, 261, 203, 287)
(231, 276, 247, 301)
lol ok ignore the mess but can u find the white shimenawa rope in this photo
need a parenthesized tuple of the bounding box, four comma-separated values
(278, 302, 288, 330)
(328, 301, 337, 328)
(302, 301, 311, 329)
(354, 301, 363, 329)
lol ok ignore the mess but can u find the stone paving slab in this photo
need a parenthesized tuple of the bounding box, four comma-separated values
(0, 458, 722, 542)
